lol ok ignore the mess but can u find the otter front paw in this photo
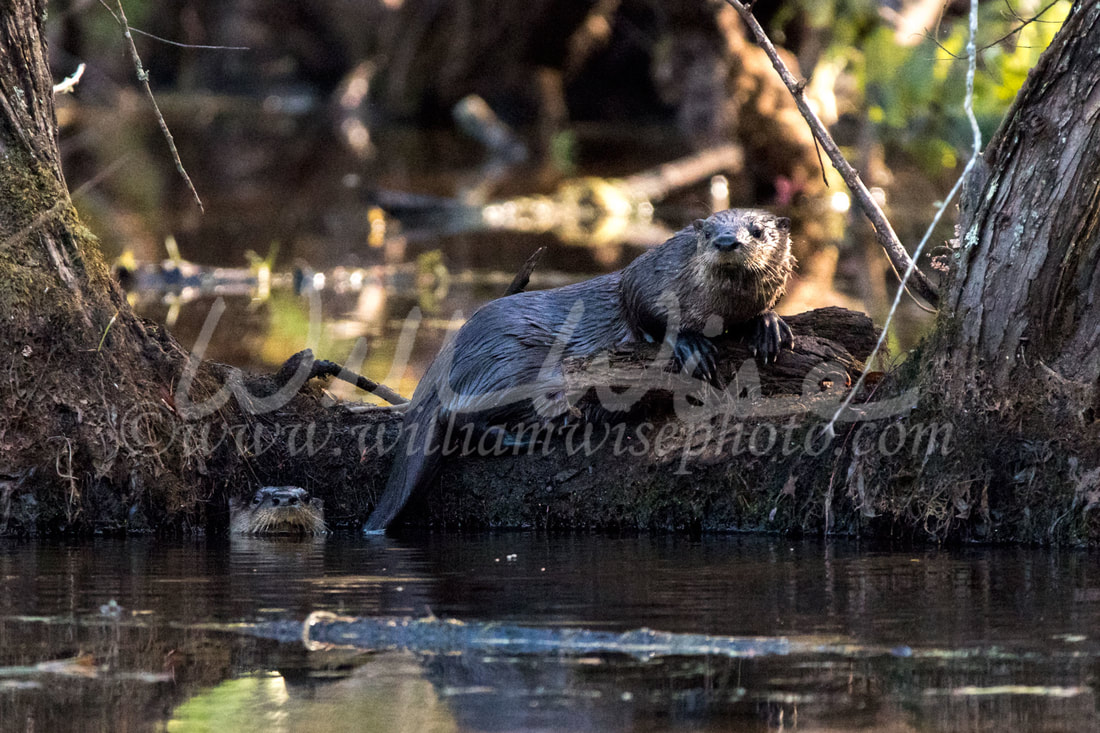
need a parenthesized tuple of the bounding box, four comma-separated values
(751, 310, 793, 364)
(672, 331, 722, 387)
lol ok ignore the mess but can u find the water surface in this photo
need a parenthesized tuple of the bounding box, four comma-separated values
(0, 535, 1095, 731)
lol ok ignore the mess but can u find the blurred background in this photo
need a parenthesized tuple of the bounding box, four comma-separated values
(46, 0, 1069, 399)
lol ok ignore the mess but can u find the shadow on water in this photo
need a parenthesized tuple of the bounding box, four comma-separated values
(0, 535, 1096, 731)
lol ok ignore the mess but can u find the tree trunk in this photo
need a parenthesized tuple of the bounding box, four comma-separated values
(0, 0, 390, 533)
(901, 1, 1100, 541)
(947, 2, 1100, 398)
(739, 0, 1100, 545)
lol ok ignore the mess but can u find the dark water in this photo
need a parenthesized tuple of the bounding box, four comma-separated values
(0, 535, 1096, 731)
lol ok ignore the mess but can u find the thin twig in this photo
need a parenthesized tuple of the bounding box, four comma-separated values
(105, 0, 204, 212)
(723, 0, 939, 308)
(992, 0, 1062, 46)
(128, 27, 249, 51)
(824, 0, 983, 437)
(96, 311, 119, 353)
(926, 1, 1059, 61)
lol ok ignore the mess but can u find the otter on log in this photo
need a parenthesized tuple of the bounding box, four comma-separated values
(363, 209, 794, 532)
(230, 486, 327, 535)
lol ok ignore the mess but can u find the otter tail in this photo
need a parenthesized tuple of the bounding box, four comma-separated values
(362, 390, 444, 533)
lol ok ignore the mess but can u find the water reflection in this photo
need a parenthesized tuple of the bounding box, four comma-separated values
(0, 536, 1095, 731)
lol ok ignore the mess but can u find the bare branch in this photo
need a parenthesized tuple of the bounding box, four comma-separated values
(52, 63, 85, 94)
(993, 0, 1063, 46)
(722, 0, 940, 308)
(103, 0, 204, 212)
(128, 27, 249, 51)
(923, 0, 1062, 58)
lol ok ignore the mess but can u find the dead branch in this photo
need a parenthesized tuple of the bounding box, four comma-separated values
(105, 0, 204, 212)
(722, 0, 940, 308)
(274, 349, 409, 406)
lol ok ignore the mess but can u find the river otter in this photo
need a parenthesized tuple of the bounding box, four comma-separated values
(230, 486, 327, 535)
(363, 208, 794, 532)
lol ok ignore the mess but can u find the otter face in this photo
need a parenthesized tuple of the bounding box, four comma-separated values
(693, 210, 791, 270)
(252, 485, 310, 509)
(230, 485, 327, 535)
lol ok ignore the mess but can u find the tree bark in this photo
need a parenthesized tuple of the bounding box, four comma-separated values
(897, 1, 1100, 542)
(947, 2, 1100, 396)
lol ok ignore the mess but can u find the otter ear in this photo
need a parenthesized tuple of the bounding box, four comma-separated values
(776, 216, 791, 231)
(693, 219, 707, 233)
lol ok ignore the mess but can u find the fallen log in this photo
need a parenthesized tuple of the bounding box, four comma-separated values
(365, 306, 879, 531)
(216, 307, 876, 533)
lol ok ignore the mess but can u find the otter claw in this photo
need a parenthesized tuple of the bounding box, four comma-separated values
(752, 311, 793, 364)
(673, 331, 722, 387)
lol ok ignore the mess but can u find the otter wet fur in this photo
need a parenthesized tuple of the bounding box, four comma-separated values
(363, 209, 794, 532)
(230, 486, 327, 535)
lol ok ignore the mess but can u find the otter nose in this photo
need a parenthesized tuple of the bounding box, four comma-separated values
(712, 234, 739, 252)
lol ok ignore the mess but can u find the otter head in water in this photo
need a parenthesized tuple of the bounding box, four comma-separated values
(230, 486, 327, 536)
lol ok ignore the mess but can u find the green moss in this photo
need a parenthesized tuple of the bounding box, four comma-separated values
(0, 149, 63, 230)
(0, 154, 70, 308)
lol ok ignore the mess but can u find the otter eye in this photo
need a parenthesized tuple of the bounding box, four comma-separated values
(252, 496, 262, 505)
(749, 223, 764, 239)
